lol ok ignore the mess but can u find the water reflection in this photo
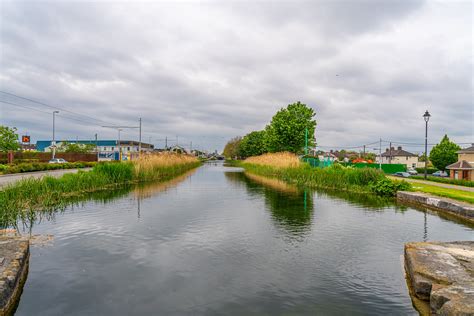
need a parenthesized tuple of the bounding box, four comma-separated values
(2, 170, 196, 233)
(225, 171, 313, 234)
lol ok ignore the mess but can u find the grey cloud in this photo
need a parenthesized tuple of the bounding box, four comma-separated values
(0, 0, 472, 152)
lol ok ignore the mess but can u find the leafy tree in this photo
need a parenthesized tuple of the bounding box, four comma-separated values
(57, 142, 96, 153)
(429, 135, 460, 171)
(223, 137, 242, 158)
(0, 125, 20, 152)
(239, 130, 267, 158)
(265, 101, 316, 153)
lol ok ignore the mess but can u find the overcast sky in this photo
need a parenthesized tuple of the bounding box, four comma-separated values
(0, 0, 472, 153)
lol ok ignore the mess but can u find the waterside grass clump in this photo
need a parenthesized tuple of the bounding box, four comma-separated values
(0, 153, 200, 226)
(238, 152, 410, 196)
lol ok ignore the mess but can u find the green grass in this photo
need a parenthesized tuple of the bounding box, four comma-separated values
(0, 161, 97, 174)
(409, 182, 474, 204)
(0, 160, 201, 227)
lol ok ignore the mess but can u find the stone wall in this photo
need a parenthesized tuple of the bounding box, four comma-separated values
(0, 237, 29, 316)
(397, 191, 474, 223)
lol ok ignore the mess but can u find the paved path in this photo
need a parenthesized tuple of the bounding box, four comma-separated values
(0, 168, 92, 188)
(388, 176, 474, 192)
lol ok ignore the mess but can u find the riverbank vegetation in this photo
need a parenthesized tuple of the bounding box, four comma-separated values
(0, 153, 200, 226)
(0, 161, 96, 174)
(408, 182, 474, 204)
(237, 152, 410, 197)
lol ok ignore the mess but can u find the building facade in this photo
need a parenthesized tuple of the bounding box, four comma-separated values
(36, 140, 154, 161)
(378, 146, 419, 168)
(446, 144, 474, 181)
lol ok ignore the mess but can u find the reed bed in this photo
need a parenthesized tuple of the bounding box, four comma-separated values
(245, 152, 301, 168)
(0, 153, 200, 227)
(241, 153, 386, 194)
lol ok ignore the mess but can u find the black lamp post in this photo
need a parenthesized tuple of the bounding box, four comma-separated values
(423, 110, 431, 179)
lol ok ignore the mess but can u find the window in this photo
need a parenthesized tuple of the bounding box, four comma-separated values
(111, 147, 114, 151)
(406, 157, 408, 160)
(103, 147, 107, 151)
(127, 147, 131, 151)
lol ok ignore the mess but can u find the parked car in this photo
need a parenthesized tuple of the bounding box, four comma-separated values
(432, 171, 448, 177)
(407, 168, 418, 175)
(48, 158, 67, 164)
(393, 172, 411, 178)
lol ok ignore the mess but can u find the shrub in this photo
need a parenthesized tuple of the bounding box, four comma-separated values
(369, 178, 411, 197)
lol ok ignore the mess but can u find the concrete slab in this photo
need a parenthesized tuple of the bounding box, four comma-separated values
(405, 241, 474, 315)
(0, 237, 29, 316)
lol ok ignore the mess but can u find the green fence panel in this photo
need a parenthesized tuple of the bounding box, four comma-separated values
(342, 162, 406, 174)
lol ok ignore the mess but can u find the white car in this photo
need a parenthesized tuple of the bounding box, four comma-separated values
(48, 158, 68, 164)
(407, 168, 418, 175)
(432, 171, 448, 177)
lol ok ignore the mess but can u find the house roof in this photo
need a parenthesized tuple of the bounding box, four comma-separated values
(381, 148, 417, 157)
(457, 144, 474, 154)
(446, 160, 474, 170)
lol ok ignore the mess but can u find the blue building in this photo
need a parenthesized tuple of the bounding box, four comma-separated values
(36, 140, 154, 161)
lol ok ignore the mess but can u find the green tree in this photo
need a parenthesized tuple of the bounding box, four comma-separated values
(239, 130, 267, 158)
(429, 135, 460, 171)
(0, 125, 20, 152)
(58, 142, 96, 153)
(265, 101, 316, 153)
(223, 137, 242, 158)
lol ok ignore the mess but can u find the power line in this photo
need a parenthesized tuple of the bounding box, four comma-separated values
(0, 90, 119, 127)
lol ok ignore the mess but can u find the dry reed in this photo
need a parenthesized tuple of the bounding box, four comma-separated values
(244, 152, 301, 168)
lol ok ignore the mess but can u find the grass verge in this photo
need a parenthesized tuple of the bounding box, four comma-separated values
(408, 182, 474, 204)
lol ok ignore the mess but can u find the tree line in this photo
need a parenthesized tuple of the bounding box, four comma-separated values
(223, 101, 316, 158)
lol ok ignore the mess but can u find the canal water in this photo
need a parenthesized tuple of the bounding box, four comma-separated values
(13, 162, 473, 315)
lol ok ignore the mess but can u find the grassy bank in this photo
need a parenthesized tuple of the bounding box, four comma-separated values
(238, 152, 410, 196)
(408, 182, 474, 204)
(0, 153, 200, 226)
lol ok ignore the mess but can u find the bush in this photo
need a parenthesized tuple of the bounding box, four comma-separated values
(369, 178, 412, 197)
(410, 175, 474, 187)
(3, 161, 97, 174)
(415, 167, 438, 175)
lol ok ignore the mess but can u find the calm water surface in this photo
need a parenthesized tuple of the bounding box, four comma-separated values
(14, 162, 473, 315)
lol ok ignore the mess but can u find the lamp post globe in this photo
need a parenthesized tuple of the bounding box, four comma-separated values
(423, 110, 431, 179)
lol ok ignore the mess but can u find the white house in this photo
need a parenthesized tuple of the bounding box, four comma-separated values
(378, 146, 418, 168)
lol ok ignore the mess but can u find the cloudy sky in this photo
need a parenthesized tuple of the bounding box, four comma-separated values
(0, 0, 472, 153)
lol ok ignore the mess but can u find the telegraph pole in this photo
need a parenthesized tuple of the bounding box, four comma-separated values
(52, 110, 59, 159)
(95, 133, 98, 161)
(138, 118, 142, 158)
(379, 138, 382, 170)
(165, 137, 168, 149)
(389, 142, 392, 164)
(190, 141, 192, 154)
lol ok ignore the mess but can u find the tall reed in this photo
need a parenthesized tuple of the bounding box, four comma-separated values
(0, 153, 200, 228)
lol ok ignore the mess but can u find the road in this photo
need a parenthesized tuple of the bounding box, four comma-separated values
(388, 176, 474, 193)
(0, 168, 92, 188)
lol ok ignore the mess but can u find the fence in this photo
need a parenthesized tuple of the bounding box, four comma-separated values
(301, 157, 406, 174)
(341, 162, 406, 174)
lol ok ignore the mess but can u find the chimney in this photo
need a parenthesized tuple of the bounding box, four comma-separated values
(397, 146, 402, 150)
(385, 148, 389, 152)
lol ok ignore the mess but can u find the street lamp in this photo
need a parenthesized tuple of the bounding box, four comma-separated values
(423, 110, 431, 179)
(52, 110, 59, 159)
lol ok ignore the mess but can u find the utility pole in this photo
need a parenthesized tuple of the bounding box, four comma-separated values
(95, 133, 98, 161)
(190, 141, 192, 154)
(165, 136, 168, 149)
(52, 110, 59, 159)
(138, 118, 142, 158)
(389, 142, 392, 164)
(102, 125, 139, 161)
(363, 145, 366, 158)
(379, 138, 382, 170)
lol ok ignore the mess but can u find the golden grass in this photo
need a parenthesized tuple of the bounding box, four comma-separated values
(244, 152, 301, 168)
(133, 152, 199, 174)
